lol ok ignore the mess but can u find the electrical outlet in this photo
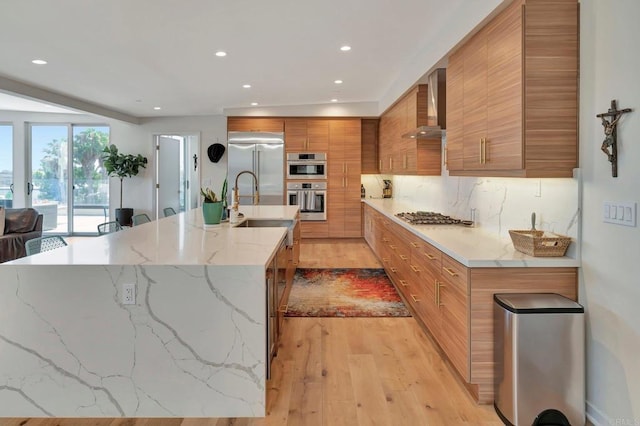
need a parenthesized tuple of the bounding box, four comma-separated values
(122, 283, 136, 305)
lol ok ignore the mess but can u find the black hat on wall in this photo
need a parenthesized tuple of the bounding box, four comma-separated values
(207, 143, 225, 163)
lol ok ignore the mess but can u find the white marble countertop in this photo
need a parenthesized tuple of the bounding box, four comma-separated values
(364, 199, 580, 268)
(8, 205, 300, 266)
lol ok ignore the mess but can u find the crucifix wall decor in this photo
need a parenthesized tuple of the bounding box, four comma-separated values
(597, 100, 632, 177)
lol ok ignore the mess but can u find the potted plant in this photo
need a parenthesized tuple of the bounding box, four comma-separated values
(200, 186, 224, 226)
(102, 144, 148, 226)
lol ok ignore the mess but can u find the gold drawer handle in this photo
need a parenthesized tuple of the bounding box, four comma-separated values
(423, 252, 436, 260)
(399, 280, 409, 287)
(382, 237, 389, 242)
(399, 254, 408, 261)
(278, 304, 288, 313)
(410, 265, 420, 273)
(382, 258, 390, 263)
(390, 267, 398, 273)
(443, 267, 458, 277)
(410, 242, 419, 248)
(410, 294, 420, 303)
(389, 245, 397, 250)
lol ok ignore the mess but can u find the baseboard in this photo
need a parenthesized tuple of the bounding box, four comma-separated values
(586, 400, 610, 426)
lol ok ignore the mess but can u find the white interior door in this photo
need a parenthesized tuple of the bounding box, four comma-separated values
(157, 135, 182, 218)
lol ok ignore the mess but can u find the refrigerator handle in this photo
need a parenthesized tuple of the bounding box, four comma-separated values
(257, 151, 261, 185)
(252, 150, 256, 198)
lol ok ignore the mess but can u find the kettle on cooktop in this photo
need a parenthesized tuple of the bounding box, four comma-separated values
(383, 179, 392, 198)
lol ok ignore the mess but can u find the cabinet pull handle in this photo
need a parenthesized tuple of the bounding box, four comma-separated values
(379, 159, 382, 171)
(399, 254, 408, 261)
(389, 157, 393, 171)
(423, 252, 436, 260)
(443, 267, 458, 277)
(389, 245, 397, 250)
(390, 267, 397, 273)
(399, 280, 409, 287)
(410, 242, 419, 248)
(410, 294, 420, 303)
(410, 265, 420, 273)
(434, 280, 439, 306)
(382, 257, 390, 263)
(382, 237, 389, 242)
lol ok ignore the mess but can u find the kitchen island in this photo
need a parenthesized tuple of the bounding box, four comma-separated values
(0, 206, 298, 418)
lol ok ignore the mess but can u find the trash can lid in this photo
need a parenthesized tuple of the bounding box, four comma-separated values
(494, 293, 584, 314)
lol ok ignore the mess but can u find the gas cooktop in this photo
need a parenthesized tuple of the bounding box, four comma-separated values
(396, 211, 473, 226)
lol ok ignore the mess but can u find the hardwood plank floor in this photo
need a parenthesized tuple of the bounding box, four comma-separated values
(2, 239, 501, 426)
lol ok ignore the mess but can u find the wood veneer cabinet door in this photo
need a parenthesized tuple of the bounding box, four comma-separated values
(446, 49, 465, 171)
(307, 119, 330, 152)
(227, 117, 284, 132)
(361, 119, 379, 174)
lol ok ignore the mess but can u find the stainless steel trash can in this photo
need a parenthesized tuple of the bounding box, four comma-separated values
(494, 293, 585, 426)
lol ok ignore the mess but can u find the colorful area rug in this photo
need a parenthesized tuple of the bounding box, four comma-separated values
(285, 268, 411, 317)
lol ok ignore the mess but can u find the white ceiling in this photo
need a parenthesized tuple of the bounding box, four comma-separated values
(0, 0, 503, 120)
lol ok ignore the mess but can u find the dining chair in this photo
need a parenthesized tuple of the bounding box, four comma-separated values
(97, 221, 123, 235)
(163, 207, 177, 217)
(25, 235, 68, 256)
(132, 213, 152, 226)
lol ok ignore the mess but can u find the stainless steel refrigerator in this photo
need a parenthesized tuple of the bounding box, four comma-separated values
(227, 132, 285, 206)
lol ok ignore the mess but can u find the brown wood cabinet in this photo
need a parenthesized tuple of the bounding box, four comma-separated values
(378, 85, 441, 176)
(361, 119, 379, 174)
(227, 117, 284, 132)
(328, 119, 362, 238)
(446, 0, 578, 177)
(284, 119, 329, 152)
(363, 204, 577, 403)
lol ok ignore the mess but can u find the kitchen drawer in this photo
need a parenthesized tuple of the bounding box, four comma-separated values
(411, 240, 441, 273)
(441, 254, 468, 292)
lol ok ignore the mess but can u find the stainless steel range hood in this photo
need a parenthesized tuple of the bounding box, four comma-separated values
(402, 68, 446, 139)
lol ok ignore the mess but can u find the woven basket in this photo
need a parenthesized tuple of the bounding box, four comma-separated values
(508, 230, 572, 257)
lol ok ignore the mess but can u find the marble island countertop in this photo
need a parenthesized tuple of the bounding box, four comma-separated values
(8, 205, 300, 266)
(364, 199, 580, 268)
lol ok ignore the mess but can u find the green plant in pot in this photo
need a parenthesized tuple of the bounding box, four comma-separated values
(201, 186, 224, 226)
(102, 144, 148, 227)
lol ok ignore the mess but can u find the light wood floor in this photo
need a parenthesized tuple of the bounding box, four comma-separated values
(2, 239, 501, 426)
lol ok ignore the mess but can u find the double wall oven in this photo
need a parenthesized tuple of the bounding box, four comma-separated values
(286, 152, 327, 221)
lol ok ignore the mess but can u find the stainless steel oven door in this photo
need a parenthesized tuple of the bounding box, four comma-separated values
(286, 161, 327, 179)
(287, 190, 326, 220)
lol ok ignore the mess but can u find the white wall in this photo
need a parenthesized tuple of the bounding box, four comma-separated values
(580, 0, 640, 423)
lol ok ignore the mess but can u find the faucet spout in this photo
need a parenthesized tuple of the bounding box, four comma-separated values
(233, 170, 260, 207)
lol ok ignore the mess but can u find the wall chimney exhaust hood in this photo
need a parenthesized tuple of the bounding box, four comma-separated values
(402, 68, 446, 139)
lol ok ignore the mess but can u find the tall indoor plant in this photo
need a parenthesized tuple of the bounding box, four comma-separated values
(102, 144, 148, 226)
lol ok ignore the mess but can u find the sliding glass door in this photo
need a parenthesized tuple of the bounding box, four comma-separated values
(0, 124, 12, 209)
(28, 124, 110, 235)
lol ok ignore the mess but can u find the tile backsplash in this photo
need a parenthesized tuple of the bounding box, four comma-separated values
(362, 173, 580, 242)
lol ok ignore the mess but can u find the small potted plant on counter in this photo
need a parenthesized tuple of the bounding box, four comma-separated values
(102, 144, 148, 226)
(201, 186, 224, 227)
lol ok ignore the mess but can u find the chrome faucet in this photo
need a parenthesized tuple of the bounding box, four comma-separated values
(233, 170, 260, 207)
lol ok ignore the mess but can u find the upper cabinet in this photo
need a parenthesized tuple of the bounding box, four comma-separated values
(227, 117, 284, 132)
(446, 0, 578, 177)
(284, 119, 329, 152)
(361, 119, 379, 174)
(378, 85, 442, 176)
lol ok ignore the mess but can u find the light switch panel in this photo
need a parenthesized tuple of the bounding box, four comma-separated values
(603, 201, 636, 227)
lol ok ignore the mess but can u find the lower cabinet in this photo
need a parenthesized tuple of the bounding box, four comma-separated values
(363, 204, 577, 403)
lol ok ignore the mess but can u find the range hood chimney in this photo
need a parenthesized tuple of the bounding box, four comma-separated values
(402, 68, 446, 139)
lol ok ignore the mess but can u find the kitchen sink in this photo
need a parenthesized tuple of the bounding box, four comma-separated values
(234, 218, 295, 246)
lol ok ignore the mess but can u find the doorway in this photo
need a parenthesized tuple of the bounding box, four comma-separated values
(153, 134, 200, 219)
(28, 124, 110, 235)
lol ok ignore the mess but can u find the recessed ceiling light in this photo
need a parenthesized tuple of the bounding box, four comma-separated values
(243, 84, 252, 88)
(32, 59, 47, 65)
(334, 80, 343, 84)
(251, 102, 258, 106)
(215, 51, 227, 57)
(331, 99, 338, 103)
(340, 46, 351, 51)
(153, 106, 162, 110)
